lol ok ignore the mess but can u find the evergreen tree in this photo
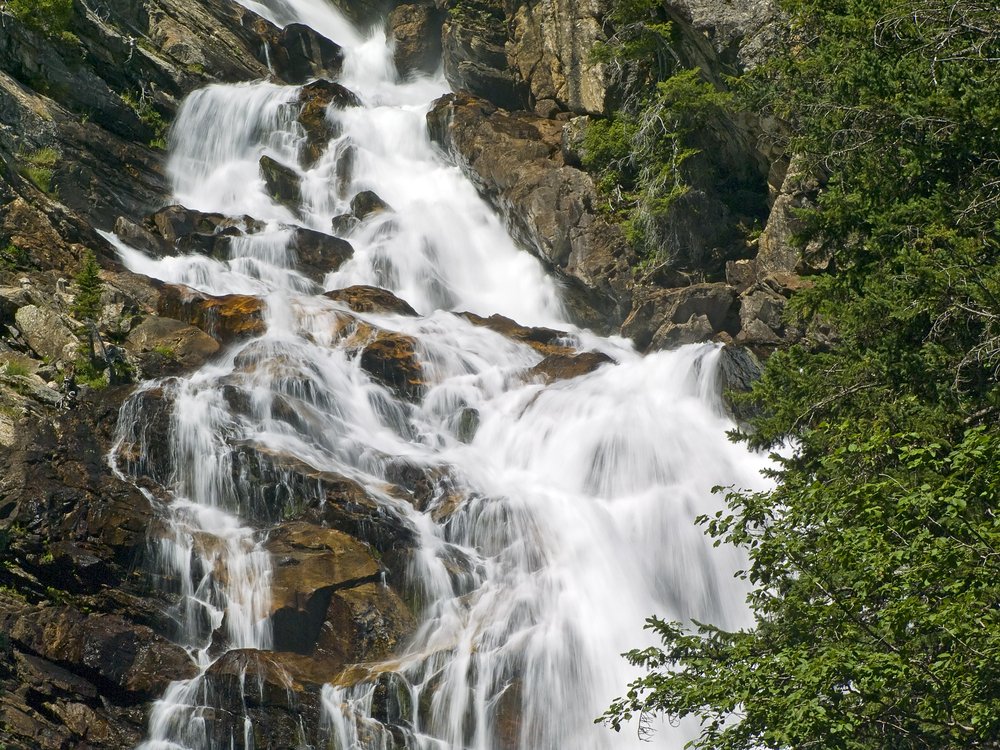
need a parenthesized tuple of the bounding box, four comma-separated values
(602, 1, 1000, 748)
(71, 251, 103, 322)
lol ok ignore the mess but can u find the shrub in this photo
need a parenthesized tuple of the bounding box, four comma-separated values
(7, 0, 73, 37)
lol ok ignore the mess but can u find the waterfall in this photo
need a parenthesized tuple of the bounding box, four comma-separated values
(108, 3, 771, 748)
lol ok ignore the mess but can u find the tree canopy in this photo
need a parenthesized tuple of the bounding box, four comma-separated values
(601, 0, 1000, 748)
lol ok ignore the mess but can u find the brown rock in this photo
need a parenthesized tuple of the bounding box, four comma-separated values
(527, 350, 613, 383)
(324, 285, 418, 316)
(388, 4, 445, 77)
(157, 284, 266, 342)
(297, 80, 362, 166)
(125, 315, 221, 373)
(359, 330, 424, 401)
(290, 227, 354, 282)
(255, 22, 344, 84)
(459, 311, 574, 356)
(6, 606, 197, 697)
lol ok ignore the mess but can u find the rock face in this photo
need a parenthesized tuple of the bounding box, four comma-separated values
(508, 0, 610, 115)
(428, 93, 634, 331)
(157, 284, 267, 342)
(297, 79, 362, 166)
(389, 4, 446, 77)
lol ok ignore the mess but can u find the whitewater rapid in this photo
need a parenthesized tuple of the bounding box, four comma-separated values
(106, 3, 770, 748)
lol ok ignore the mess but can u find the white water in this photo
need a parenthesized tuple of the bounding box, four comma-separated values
(108, 3, 770, 748)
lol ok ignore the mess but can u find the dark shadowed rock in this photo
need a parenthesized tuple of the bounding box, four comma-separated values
(290, 227, 354, 282)
(324, 285, 418, 316)
(351, 189, 392, 220)
(259, 156, 302, 214)
(718, 344, 763, 422)
(257, 22, 345, 84)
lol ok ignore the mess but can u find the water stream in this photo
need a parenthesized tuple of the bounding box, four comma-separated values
(107, 3, 770, 748)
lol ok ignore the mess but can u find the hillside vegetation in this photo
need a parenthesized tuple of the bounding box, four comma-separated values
(602, 0, 1000, 747)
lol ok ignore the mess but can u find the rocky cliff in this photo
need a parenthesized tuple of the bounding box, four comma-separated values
(0, 0, 812, 746)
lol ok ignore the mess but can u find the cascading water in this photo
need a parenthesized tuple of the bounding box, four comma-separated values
(107, 3, 771, 748)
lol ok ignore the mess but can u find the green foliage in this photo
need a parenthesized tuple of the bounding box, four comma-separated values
(1, 360, 31, 378)
(0, 242, 30, 270)
(70, 250, 103, 322)
(121, 90, 169, 148)
(7, 0, 73, 37)
(603, 1, 1000, 748)
(19, 147, 59, 195)
(583, 0, 731, 264)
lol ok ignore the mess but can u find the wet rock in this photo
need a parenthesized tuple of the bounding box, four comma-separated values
(113, 216, 173, 257)
(290, 227, 354, 283)
(527, 350, 614, 383)
(297, 79, 362, 166)
(359, 330, 425, 401)
(255, 22, 345, 84)
(460, 312, 575, 356)
(351, 189, 392, 220)
(428, 93, 629, 330)
(622, 283, 738, 351)
(314, 583, 414, 668)
(259, 155, 302, 214)
(389, 4, 445, 77)
(14, 304, 80, 365)
(157, 284, 266, 343)
(324, 285, 418, 316)
(124, 315, 221, 375)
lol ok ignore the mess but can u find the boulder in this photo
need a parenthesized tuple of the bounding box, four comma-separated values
(359, 330, 425, 401)
(527, 350, 614, 383)
(259, 155, 302, 214)
(351, 189, 392, 220)
(717, 344, 763, 422)
(324, 285, 418, 316)
(14, 305, 80, 364)
(290, 227, 354, 282)
(124, 314, 221, 374)
(388, 4, 445, 77)
(297, 80, 362, 166)
(157, 284, 266, 342)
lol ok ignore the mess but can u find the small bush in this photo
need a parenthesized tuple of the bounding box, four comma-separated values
(8, 0, 74, 37)
(0, 242, 30, 270)
(121, 91, 169, 148)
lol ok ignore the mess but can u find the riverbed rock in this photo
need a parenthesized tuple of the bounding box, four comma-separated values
(260, 155, 303, 214)
(359, 330, 425, 401)
(325, 285, 418, 316)
(290, 227, 354, 282)
(460, 312, 575, 356)
(257, 22, 345, 84)
(527, 350, 614, 383)
(157, 284, 266, 342)
(622, 283, 739, 351)
(298, 79, 362, 166)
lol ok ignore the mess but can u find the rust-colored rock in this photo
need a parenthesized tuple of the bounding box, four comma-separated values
(157, 284, 266, 342)
(324, 285, 418, 316)
(359, 330, 425, 401)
